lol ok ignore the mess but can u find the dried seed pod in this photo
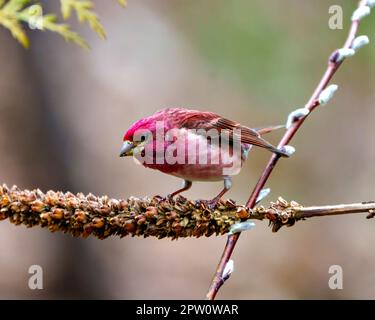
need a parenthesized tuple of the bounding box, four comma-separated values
(9, 202, 20, 212)
(0, 212, 8, 221)
(180, 217, 189, 227)
(166, 211, 178, 220)
(40, 212, 52, 223)
(265, 209, 277, 221)
(83, 223, 93, 235)
(45, 192, 58, 206)
(67, 198, 79, 209)
(290, 200, 301, 208)
(86, 193, 97, 202)
(280, 212, 290, 224)
(63, 210, 72, 219)
(74, 210, 87, 224)
(109, 199, 120, 210)
(136, 216, 146, 225)
(51, 208, 64, 220)
(76, 192, 86, 199)
(144, 206, 157, 219)
(48, 224, 59, 232)
(277, 197, 289, 208)
(156, 218, 166, 226)
(31, 200, 46, 213)
(91, 217, 105, 229)
(172, 221, 182, 233)
(0, 195, 10, 206)
(124, 220, 136, 233)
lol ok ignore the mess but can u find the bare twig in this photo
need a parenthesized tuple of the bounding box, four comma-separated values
(255, 197, 375, 232)
(206, 0, 372, 300)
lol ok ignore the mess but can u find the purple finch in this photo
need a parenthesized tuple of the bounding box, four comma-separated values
(120, 108, 288, 207)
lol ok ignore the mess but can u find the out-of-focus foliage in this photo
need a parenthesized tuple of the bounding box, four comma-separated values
(0, 0, 125, 48)
(177, 0, 375, 108)
(60, 0, 105, 40)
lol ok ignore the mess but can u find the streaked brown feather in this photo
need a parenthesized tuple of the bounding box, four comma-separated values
(174, 108, 286, 156)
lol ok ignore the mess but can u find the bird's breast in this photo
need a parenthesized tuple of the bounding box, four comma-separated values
(138, 129, 251, 181)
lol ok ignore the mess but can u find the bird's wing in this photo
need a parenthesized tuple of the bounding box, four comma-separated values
(178, 111, 286, 156)
(211, 117, 282, 153)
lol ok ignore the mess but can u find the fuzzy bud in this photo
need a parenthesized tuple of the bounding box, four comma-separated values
(352, 35, 370, 52)
(256, 188, 271, 205)
(223, 260, 234, 280)
(229, 221, 255, 235)
(281, 145, 296, 157)
(318, 84, 338, 106)
(286, 108, 309, 129)
(336, 48, 355, 62)
(352, 6, 371, 21)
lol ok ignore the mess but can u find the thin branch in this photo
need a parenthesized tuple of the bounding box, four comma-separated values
(1, 185, 374, 239)
(206, 0, 371, 300)
(256, 198, 375, 232)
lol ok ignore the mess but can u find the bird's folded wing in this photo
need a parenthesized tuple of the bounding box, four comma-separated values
(178, 112, 281, 154)
(211, 117, 281, 153)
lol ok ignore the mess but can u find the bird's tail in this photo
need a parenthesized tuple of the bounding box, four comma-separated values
(265, 144, 290, 158)
(255, 124, 286, 135)
(255, 125, 290, 157)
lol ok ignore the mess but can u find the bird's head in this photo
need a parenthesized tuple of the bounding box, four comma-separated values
(120, 115, 164, 157)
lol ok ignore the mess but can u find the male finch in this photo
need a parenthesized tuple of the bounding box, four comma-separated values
(120, 108, 288, 208)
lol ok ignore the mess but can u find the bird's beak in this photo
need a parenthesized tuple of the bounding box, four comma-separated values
(119, 141, 135, 157)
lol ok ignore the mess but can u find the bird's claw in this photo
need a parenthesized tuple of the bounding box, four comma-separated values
(155, 194, 175, 203)
(195, 199, 219, 210)
(166, 193, 175, 203)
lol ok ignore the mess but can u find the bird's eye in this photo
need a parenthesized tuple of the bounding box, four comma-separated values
(141, 135, 147, 142)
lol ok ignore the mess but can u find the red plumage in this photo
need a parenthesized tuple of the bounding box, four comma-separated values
(120, 107, 285, 207)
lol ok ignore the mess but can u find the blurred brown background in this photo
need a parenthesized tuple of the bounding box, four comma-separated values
(0, 0, 375, 299)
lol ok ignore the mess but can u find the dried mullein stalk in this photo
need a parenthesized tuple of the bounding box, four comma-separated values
(0, 185, 250, 240)
(2, 184, 370, 238)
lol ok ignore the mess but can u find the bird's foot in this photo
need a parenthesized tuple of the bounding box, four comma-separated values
(195, 198, 220, 210)
(159, 194, 187, 204)
(166, 193, 175, 203)
(153, 194, 174, 203)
